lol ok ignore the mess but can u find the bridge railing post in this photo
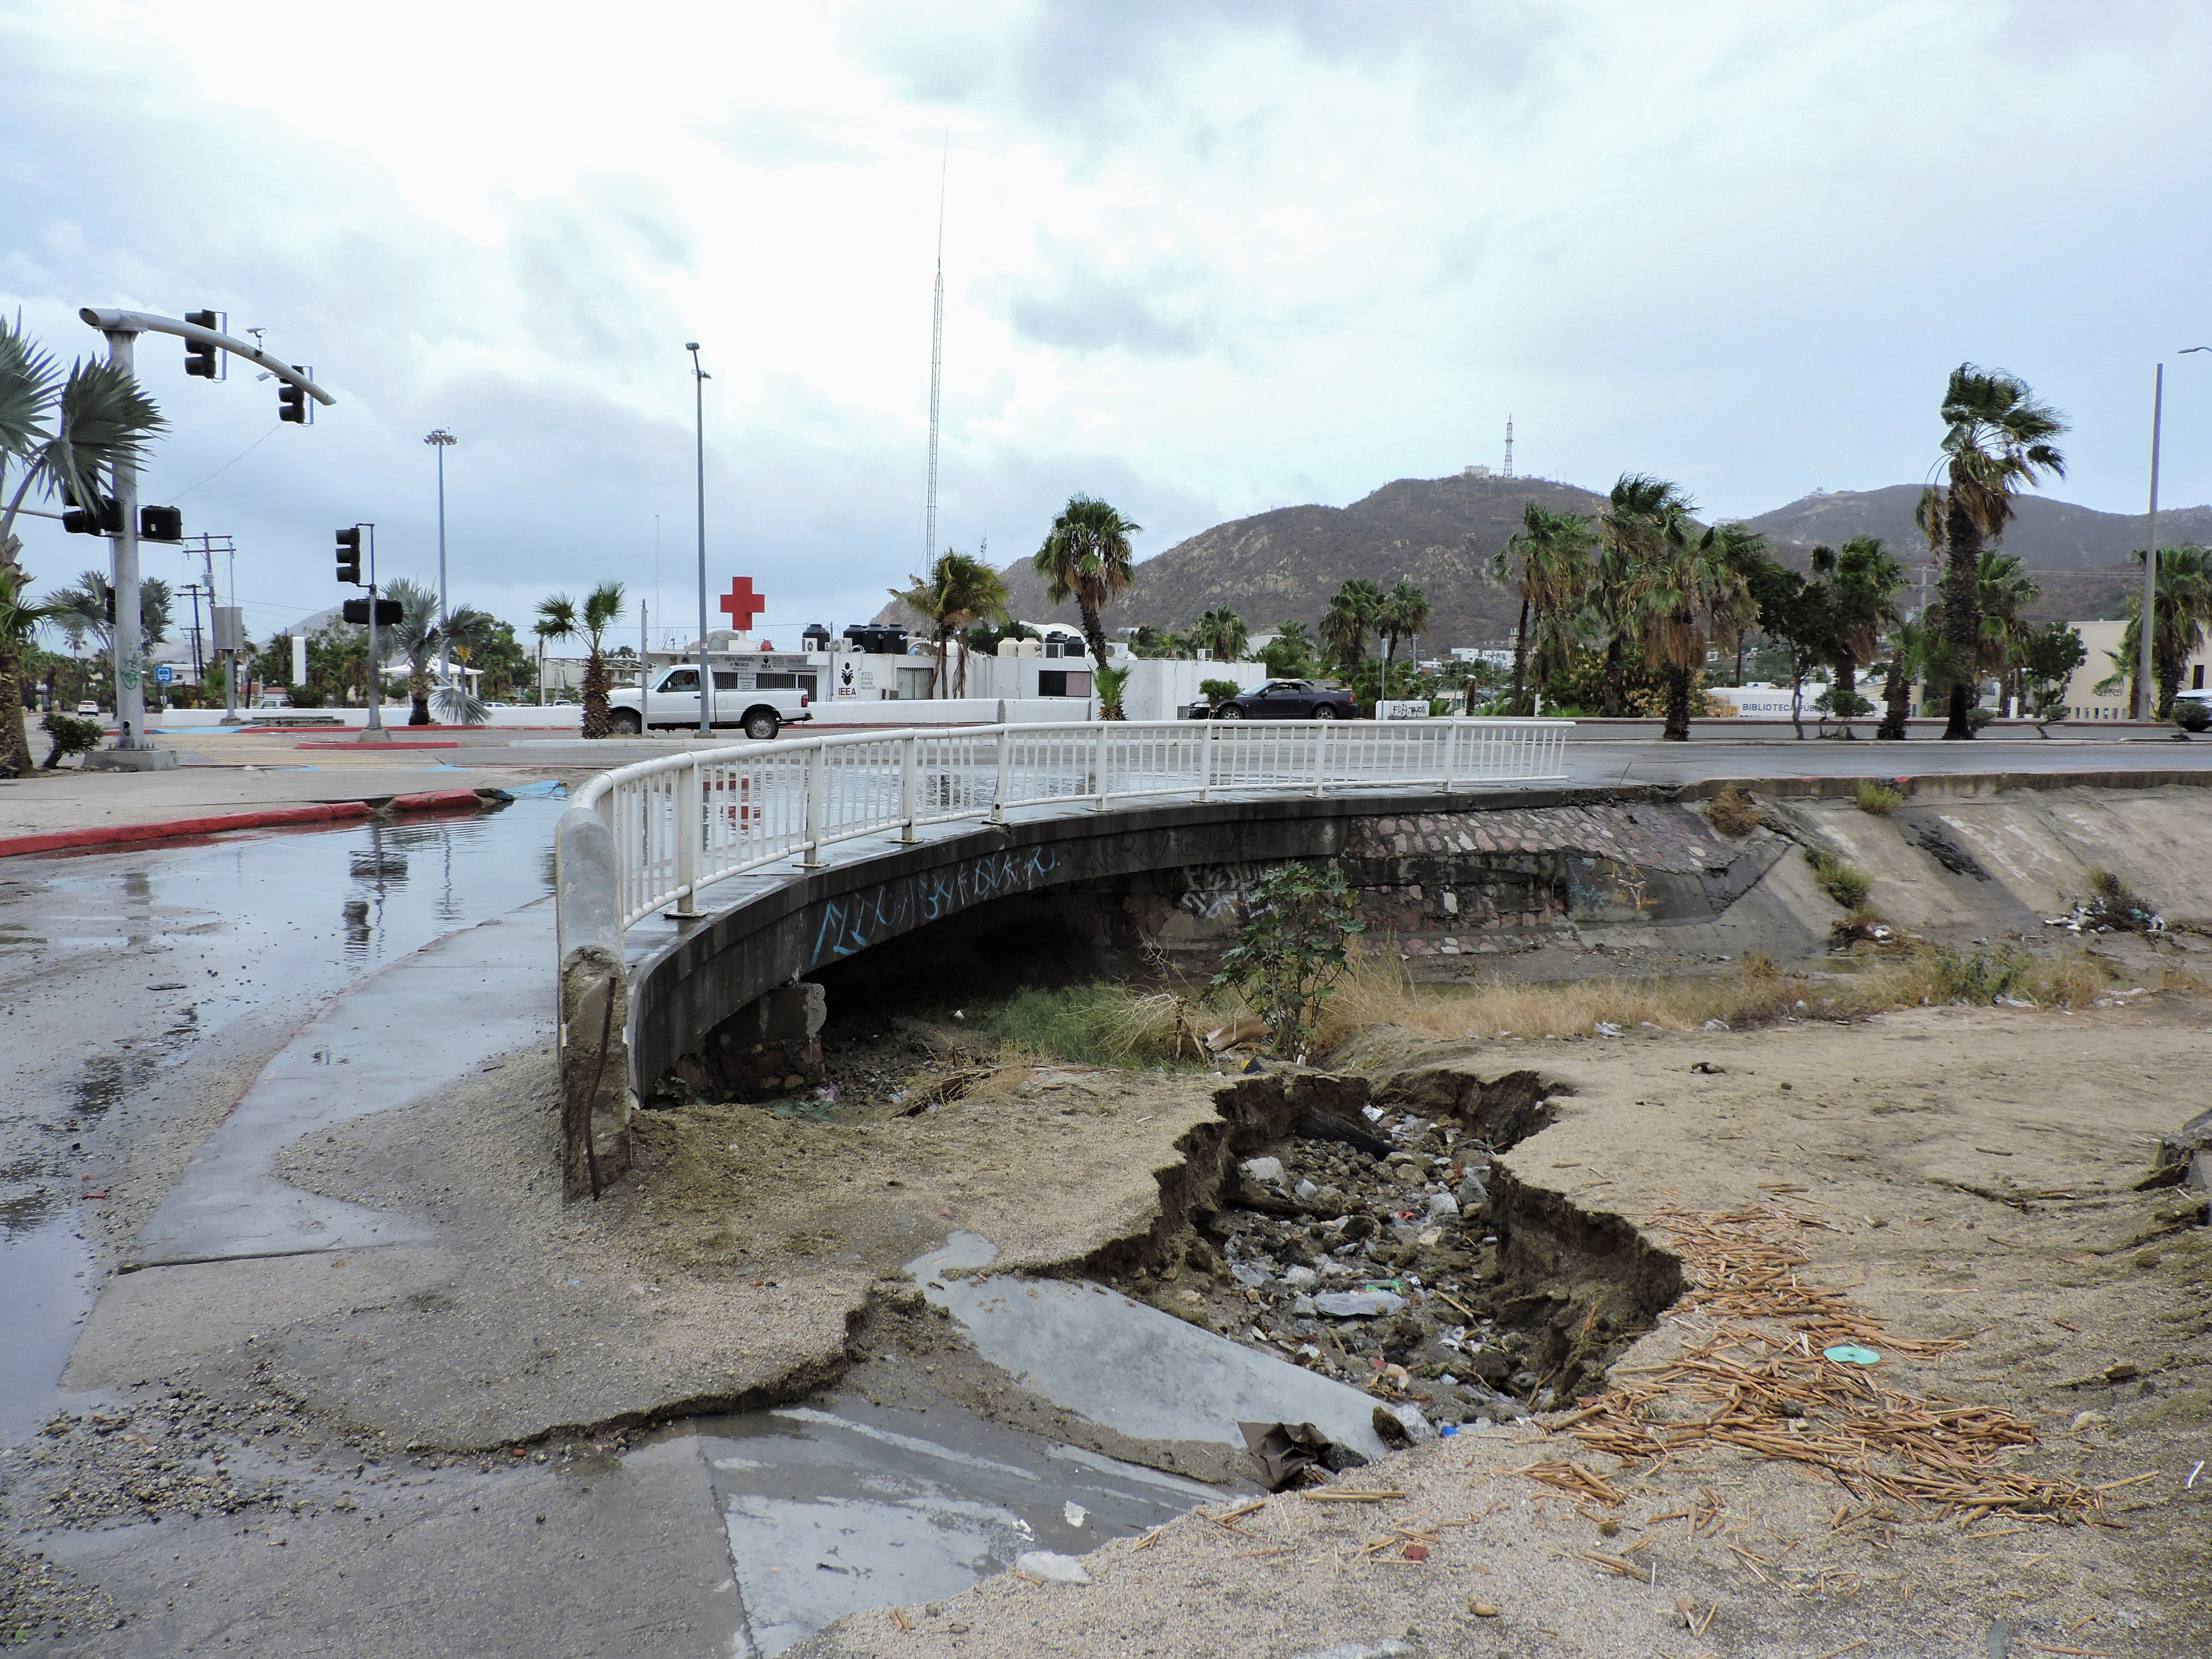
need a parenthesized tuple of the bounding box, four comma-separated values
(1198, 720, 1214, 802)
(1094, 723, 1110, 812)
(803, 743, 828, 867)
(990, 725, 1012, 823)
(1441, 716, 1458, 794)
(1311, 720, 1328, 797)
(673, 758, 702, 916)
(900, 733, 919, 843)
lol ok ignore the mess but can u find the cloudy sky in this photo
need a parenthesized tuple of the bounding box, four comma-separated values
(6, 0, 2210, 649)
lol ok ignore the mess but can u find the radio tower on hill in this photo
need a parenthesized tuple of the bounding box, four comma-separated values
(925, 138, 947, 563)
(1503, 415, 1515, 479)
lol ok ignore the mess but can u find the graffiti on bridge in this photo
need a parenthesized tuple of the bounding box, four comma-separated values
(808, 844, 1062, 965)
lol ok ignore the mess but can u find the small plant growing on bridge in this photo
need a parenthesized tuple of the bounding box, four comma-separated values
(1855, 779, 1904, 815)
(1807, 850, 1872, 910)
(1706, 784, 1762, 838)
(1198, 677, 1238, 708)
(39, 711, 103, 769)
(1212, 862, 1367, 1061)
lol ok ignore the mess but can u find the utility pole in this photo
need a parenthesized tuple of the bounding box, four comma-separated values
(926, 137, 947, 565)
(2140, 365, 2163, 721)
(425, 429, 456, 692)
(686, 343, 711, 737)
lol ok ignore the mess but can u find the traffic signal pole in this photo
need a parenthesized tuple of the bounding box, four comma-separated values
(76, 307, 336, 766)
(103, 327, 148, 750)
(364, 524, 385, 736)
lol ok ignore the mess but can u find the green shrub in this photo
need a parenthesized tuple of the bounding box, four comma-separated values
(1808, 850, 1872, 910)
(1922, 944, 2032, 1004)
(39, 712, 104, 769)
(1198, 678, 1239, 707)
(1855, 780, 1904, 815)
(288, 685, 327, 709)
(966, 986, 1208, 1069)
(2173, 699, 2210, 734)
(1213, 862, 1367, 1059)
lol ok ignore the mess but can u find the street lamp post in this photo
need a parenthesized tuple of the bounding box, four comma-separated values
(2141, 349, 2212, 721)
(425, 429, 456, 692)
(686, 342, 711, 738)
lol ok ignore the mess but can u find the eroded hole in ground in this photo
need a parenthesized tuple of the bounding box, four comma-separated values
(1092, 1071, 1685, 1428)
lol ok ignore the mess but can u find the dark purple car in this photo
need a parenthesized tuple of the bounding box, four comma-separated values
(1187, 679, 1357, 720)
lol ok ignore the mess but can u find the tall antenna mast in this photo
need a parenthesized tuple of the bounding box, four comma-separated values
(925, 134, 947, 564)
(1503, 415, 1515, 480)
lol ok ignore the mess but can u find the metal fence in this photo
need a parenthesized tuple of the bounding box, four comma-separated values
(569, 717, 1571, 935)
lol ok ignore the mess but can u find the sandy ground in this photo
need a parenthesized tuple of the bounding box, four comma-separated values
(793, 1001, 2212, 1659)
(64, 1054, 1230, 1453)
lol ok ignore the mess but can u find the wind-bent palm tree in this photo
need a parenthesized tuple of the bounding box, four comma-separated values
(1971, 549, 2041, 714)
(431, 604, 498, 723)
(0, 566, 68, 777)
(2095, 543, 2212, 718)
(0, 319, 164, 769)
(1376, 580, 1431, 700)
(1919, 364, 2067, 737)
(1033, 495, 1140, 714)
(1187, 606, 1250, 663)
(1495, 503, 1597, 715)
(1319, 579, 1383, 675)
(1810, 536, 1906, 737)
(385, 579, 495, 724)
(1632, 508, 1756, 741)
(536, 582, 625, 737)
(1599, 474, 1695, 718)
(893, 551, 1010, 697)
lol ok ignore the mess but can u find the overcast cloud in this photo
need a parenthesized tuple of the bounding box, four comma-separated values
(4, 0, 2210, 648)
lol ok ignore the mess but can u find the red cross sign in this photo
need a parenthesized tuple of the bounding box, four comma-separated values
(718, 577, 767, 632)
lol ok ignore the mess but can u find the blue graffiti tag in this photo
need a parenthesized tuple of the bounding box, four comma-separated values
(810, 844, 1061, 965)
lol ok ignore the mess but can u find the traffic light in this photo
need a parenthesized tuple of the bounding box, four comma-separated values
(336, 527, 362, 585)
(279, 366, 311, 424)
(139, 505, 183, 542)
(61, 488, 122, 535)
(342, 599, 402, 626)
(183, 310, 225, 380)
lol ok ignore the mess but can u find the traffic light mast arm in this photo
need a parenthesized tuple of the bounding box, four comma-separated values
(76, 308, 337, 407)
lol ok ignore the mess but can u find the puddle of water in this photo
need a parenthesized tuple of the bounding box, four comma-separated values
(0, 1224, 93, 1447)
(701, 1394, 1215, 1656)
(0, 795, 569, 1447)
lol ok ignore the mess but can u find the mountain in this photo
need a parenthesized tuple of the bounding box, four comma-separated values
(877, 475, 2212, 646)
(1741, 485, 2212, 572)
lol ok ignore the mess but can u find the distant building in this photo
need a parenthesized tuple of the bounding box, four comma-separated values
(1462, 465, 1491, 479)
(2061, 620, 2212, 719)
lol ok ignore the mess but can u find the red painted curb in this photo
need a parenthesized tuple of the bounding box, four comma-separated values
(388, 788, 489, 812)
(0, 800, 376, 859)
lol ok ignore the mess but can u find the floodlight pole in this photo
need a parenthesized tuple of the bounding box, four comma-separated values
(426, 429, 456, 688)
(687, 342, 711, 737)
(2140, 364, 2163, 721)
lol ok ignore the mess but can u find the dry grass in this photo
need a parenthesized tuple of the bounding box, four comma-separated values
(1855, 779, 1905, 815)
(1317, 943, 2155, 1047)
(1706, 784, 1763, 838)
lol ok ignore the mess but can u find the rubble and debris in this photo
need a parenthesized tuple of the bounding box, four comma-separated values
(1012, 1551, 1092, 1585)
(2137, 1106, 2212, 1193)
(1238, 1420, 1368, 1491)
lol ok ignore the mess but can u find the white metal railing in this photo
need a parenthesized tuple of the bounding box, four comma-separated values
(570, 717, 1571, 934)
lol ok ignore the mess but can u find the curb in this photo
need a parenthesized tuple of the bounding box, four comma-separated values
(0, 788, 505, 860)
(294, 739, 462, 750)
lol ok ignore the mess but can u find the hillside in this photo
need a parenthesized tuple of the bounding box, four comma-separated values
(878, 475, 2212, 647)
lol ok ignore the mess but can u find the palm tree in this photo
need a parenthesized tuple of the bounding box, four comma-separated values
(1809, 536, 1906, 737)
(536, 582, 625, 737)
(1033, 494, 1140, 714)
(894, 551, 1010, 697)
(1598, 474, 1695, 718)
(1376, 580, 1431, 700)
(1632, 510, 1756, 741)
(1971, 549, 2041, 714)
(0, 565, 68, 777)
(0, 327, 164, 573)
(1696, 523, 1775, 686)
(2095, 543, 2212, 718)
(383, 578, 448, 725)
(1319, 579, 1382, 675)
(1187, 606, 1249, 663)
(1919, 364, 2067, 738)
(431, 604, 498, 723)
(1495, 503, 1597, 714)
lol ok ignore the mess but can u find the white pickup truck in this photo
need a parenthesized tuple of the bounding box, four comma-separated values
(606, 665, 815, 740)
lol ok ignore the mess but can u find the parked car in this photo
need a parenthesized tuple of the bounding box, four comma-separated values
(605, 666, 815, 740)
(75, 700, 102, 716)
(1187, 679, 1357, 721)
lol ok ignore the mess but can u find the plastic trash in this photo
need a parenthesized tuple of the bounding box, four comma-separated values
(1013, 1551, 1091, 1585)
(1823, 1344, 1881, 1366)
